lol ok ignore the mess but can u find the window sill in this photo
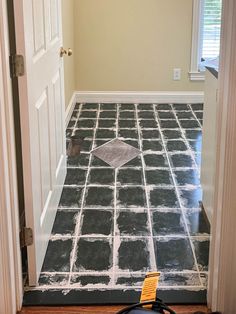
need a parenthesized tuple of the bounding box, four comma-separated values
(189, 71, 205, 81)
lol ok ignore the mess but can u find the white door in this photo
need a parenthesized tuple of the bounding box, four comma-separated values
(14, 0, 67, 286)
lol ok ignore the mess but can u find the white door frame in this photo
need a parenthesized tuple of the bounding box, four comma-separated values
(0, 0, 236, 312)
(0, 0, 23, 312)
(207, 0, 236, 313)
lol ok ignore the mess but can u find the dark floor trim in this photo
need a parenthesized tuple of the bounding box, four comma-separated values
(23, 289, 207, 306)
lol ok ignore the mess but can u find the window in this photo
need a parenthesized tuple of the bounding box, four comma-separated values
(189, 0, 222, 81)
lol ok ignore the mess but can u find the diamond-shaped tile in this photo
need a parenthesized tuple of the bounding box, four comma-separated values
(91, 138, 141, 168)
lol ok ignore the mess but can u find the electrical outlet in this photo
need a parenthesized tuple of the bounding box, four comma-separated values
(173, 68, 181, 80)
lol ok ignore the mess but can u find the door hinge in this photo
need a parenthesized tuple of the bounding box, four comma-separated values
(9, 54, 25, 78)
(20, 227, 33, 248)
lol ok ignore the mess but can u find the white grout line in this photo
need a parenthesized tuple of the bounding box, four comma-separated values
(188, 104, 203, 129)
(135, 103, 157, 272)
(153, 104, 204, 288)
(68, 103, 101, 286)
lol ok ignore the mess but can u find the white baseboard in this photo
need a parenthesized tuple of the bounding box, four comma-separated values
(65, 92, 77, 126)
(75, 91, 204, 104)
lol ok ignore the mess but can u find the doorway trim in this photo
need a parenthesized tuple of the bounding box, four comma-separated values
(207, 0, 236, 312)
(0, 0, 23, 313)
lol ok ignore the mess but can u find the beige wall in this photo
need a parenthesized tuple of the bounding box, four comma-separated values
(74, 0, 204, 91)
(62, 0, 76, 107)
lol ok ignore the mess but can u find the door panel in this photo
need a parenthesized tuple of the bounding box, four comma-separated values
(14, 0, 66, 285)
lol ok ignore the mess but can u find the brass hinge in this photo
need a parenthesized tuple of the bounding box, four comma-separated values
(9, 54, 25, 78)
(20, 227, 33, 248)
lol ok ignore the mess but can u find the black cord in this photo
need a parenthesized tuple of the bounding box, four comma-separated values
(115, 300, 176, 314)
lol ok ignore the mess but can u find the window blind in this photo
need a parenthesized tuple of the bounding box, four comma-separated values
(201, 0, 222, 59)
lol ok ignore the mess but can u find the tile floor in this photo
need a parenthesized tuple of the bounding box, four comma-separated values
(27, 102, 210, 302)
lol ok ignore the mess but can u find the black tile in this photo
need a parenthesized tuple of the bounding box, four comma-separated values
(159, 272, 201, 287)
(98, 119, 116, 128)
(39, 274, 69, 287)
(180, 188, 202, 208)
(68, 120, 76, 128)
(82, 103, 98, 110)
(89, 168, 115, 185)
(52, 211, 78, 235)
(94, 139, 109, 148)
(81, 209, 113, 235)
(73, 239, 112, 271)
(194, 111, 203, 119)
(118, 239, 150, 271)
(74, 129, 94, 138)
(116, 276, 144, 287)
(80, 140, 93, 152)
(85, 187, 114, 207)
(152, 211, 186, 236)
(71, 111, 79, 119)
(120, 104, 135, 110)
(119, 120, 136, 128)
(158, 111, 175, 119)
(186, 210, 210, 235)
(101, 103, 116, 110)
(138, 111, 155, 119)
(74, 103, 81, 110)
(138, 104, 153, 110)
(174, 169, 200, 186)
(118, 187, 146, 208)
(67, 153, 90, 168)
(117, 169, 143, 185)
(123, 140, 139, 148)
(184, 130, 202, 140)
(154, 238, 195, 271)
(191, 103, 203, 111)
(144, 154, 169, 168)
(150, 188, 179, 208)
(116, 211, 149, 236)
(142, 130, 160, 139)
(156, 104, 172, 110)
(170, 154, 195, 168)
(179, 120, 200, 129)
(146, 170, 173, 185)
(66, 128, 73, 138)
(100, 111, 117, 119)
(119, 111, 135, 119)
(173, 104, 190, 111)
(80, 111, 97, 118)
(176, 111, 195, 119)
(76, 119, 96, 129)
(118, 129, 138, 139)
(65, 168, 87, 185)
(162, 130, 182, 139)
(188, 140, 202, 152)
(139, 120, 157, 129)
(91, 155, 111, 167)
(192, 239, 209, 271)
(142, 140, 163, 151)
(121, 156, 142, 167)
(160, 120, 179, 129)
(71, 275, 110, 286)
(166, 140, 188, 152)
(96, 129, 115, 139)
(59, 187, 83, 208)
(42, 239, 73, 272)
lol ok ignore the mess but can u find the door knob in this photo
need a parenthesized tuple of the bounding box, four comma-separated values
(60, 47, 67, 57)
(68, 48, 73, 56)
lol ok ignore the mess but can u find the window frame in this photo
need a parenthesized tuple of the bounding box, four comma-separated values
(189, 0, 205, 81)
